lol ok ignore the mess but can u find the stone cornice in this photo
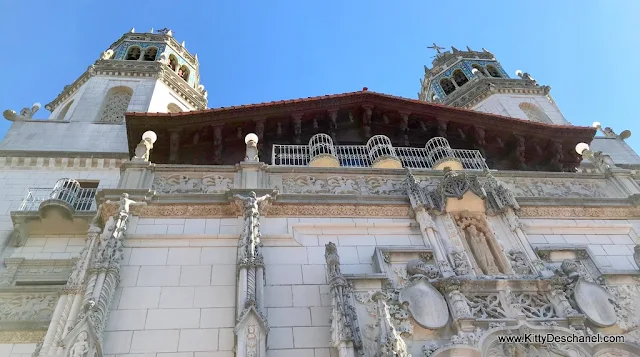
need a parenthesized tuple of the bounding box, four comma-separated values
(46, 60, 207, 112)
(443, 77, 550, 108)
(0, 155, 126, 169)
(519, 205, 640, 219)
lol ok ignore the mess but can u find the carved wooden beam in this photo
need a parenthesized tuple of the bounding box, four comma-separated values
(328, 110, 338, 143)
(437, 120, 448, 138)
(399, 111, 410, 146)
(514, 135, 527, 170)
(362, 105, 373, 140)
(212, 124, 224, 164)
(168, 129, 181, 164)
(291, 113, 302, 144)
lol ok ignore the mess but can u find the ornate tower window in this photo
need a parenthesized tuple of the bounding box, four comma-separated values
(519, 102, 552, 124)
(486, 65, 501, 78)
(57, 100, 73, 120)
(167, 103, 182, 113)
(143, 47, 158, 61)
(452, 69, 469, 87)
(472, 64, 486, 77)
(168, 55, 178, 71)
(98, 86, 133, 123)
(125, 46, 141, 60)
(440, 78, 456, 95)
(179, 65, 190, 82)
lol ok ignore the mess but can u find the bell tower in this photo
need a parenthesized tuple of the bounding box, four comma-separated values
(418, 45, 570, 125)
(43, 27, 208, 123)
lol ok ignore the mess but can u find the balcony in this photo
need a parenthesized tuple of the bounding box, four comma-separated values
(11, 179, 98, 241)
(272, 135, 487, 170)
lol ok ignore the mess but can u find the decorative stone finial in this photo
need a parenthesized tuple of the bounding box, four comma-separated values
(244, 133, 259, 162)
(132, 131, 157, 162)
(129, 27, 135, 33)
(181, 40, 186, 47)
(3, 102, 41, 121)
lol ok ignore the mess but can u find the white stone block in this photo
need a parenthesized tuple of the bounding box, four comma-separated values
(268, 328, 294, 349)
(146, 309, 201, 329)
(586, 235, 613, 244)
(168, 248, 202, 265)
(218, 328, 234, 351)
(543, 235, 566, 244)
(607, 256, 635, 270)
(180, 266, 212, 286)
(103, 331, 133, 354)
(200, 308, 235, 328)
(160, 287, 196, 308)
(310, 307, 331, 326)
(0, 344, 12, 357)
(267, 307, 311, 327)
(105, 309, 147, 331)
(608, 234, 635, 245)
(292, 286, 321, 307)
(301, 265, 327, 285)
(137, 266, 181, 286)
(306, 247, 326, 265)
(131, 330, 180, 353)
(184, 219, 206, 235)
(561, 235, 590, 244)
(337, 235, 376, 246)
(195, 353, 233, 357)
(266, 349, 314, 357)
(356, 246, 376, 264)
(119, 287, 161, 309)
(263, 247, 308, 265)
(292, 327, 330, 348)
(587, 245, 607, 256)
(334, 247, 359, 264)
(602, 245, 631, 256)
(526, 234, 547, 244)
(375, 235, 411, 246)
(158, 353, 193, 357)
(210, 265, 236, 286)
(315, 348, 331, 357)
(265, 285, 293, 307)
(201, 247, 237, 265)
(8, 344, 37, 354)
(194, 286, 236, 307)
(129, 248, 168, 265)
(266, 265, 302, 285)
(204, 219, 221, 234)
(178, 329, 219, 352)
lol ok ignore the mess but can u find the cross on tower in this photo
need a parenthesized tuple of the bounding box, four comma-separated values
(427, 43, 445, 54)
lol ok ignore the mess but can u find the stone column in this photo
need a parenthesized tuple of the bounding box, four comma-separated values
(325, 242, 362, 357)
(232, 190, 278, 357)
(36, 194, 144, 357)
(414, 207, 455, 277)
(503, 208, 554, 277)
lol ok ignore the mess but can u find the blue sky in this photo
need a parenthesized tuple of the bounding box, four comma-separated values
(2, 1, 639, 152)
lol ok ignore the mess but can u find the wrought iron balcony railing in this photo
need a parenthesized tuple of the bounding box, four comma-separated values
(272, 134, 488, 170)
(19, 179, 97, 212)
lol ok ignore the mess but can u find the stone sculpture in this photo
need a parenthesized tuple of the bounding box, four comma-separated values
(398, 259, 449, 330)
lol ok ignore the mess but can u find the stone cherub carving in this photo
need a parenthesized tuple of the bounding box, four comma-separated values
(466, 225, 500, 275)
(507, 250, 531, 274)
(115, 193, 147, 214)
(233, 191, 278, 260)
(68, 331, 89, 357)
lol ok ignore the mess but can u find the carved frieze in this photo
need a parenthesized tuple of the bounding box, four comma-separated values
(281, 174, 438, 195)
(520, 206, 640, 219)
(0, 330, 46, 343)
(0, 293, 57, 322)
(499, 177, 618, 198)
(464, 293, 508, 319)
(153, 174, 234, 194)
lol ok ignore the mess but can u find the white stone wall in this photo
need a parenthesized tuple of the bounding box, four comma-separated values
(97, 216, 422, 357)
(147, 82, 195, 113)
(0, 122, 128, 153)
(0, 168, 120, 255)
(472, 93, 570, 125)
(0, 343, 37, 357)
(48, 77, 157, 122)
(523, 218, 640, 271)
(589, 137, 640, 166)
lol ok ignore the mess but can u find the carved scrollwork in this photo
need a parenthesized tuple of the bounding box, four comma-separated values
(464, 293, 508, 319)
(153, 174, 234, 194)
(499, 177, 614, 198)
(0, 294, 57, 321)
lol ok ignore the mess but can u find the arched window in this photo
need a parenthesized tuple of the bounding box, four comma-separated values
(452, 69, 469, 87)
(143, 47, 158, 61)
(98, 86, 133, 123)
(519, 102, 552, 124)
(167, 103, 183, 113)
(168, 55, 178, 71)
(472, 64, 486, 77)
(57, 100, 74, 120)
(178, 65, 190, 82)
(486, 65, 501, 78)
(439, 78, 456, 95)
(126, 46, 141, 60)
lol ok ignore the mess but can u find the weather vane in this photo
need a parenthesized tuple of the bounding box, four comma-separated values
(427, 43, 445, 54)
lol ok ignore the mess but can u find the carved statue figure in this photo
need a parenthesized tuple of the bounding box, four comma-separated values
(69, 331, 89, 357)
(325, 242, 342, 281)
(233, 191, 278, 260)
(406, 259, 439, 280)
(466, 225, 500, 275)
(508, 250, 530, 274)
(116, 193, 146, 214)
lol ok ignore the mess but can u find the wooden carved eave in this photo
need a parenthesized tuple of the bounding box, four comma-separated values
(125, 90, 595, 170)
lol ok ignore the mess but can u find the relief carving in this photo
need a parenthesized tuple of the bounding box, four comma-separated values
(281, 174, 437, 196)
(153, 174, 234, 194)
(0, 294, 57, 321)
(398, 259, 448, 329)
(500, 178, 614, 198)
(507, 250, 531, 274)
(453, 212, 507, 275)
